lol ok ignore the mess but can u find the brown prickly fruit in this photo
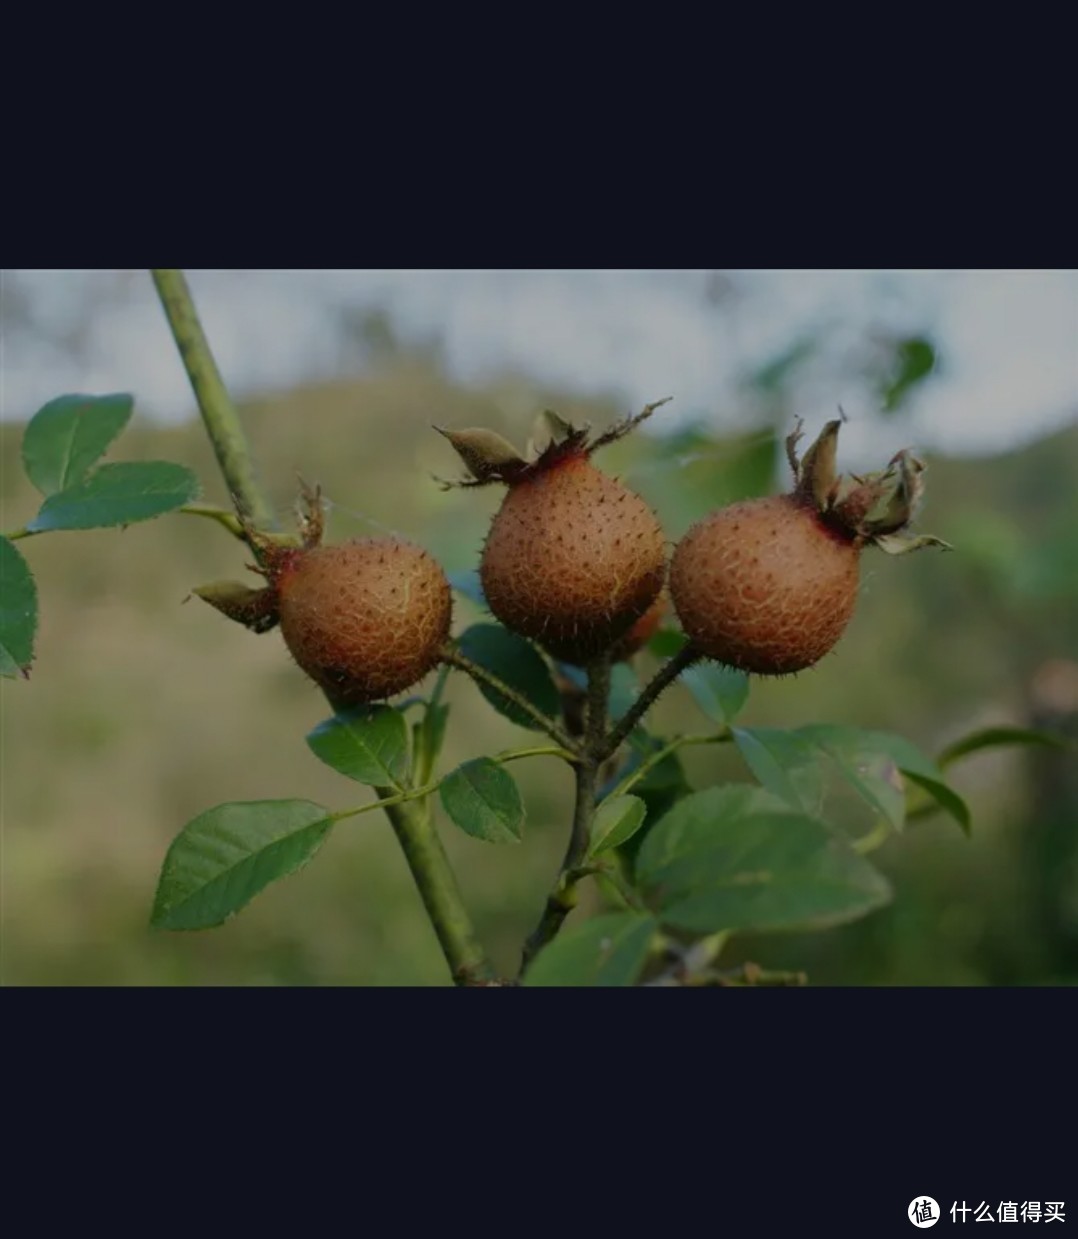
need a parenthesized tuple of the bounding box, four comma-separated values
(670, 494, 859, 674)
(438, 405, 670, 665)
(277, 538, 451, 703)
(480, 447, 666, 664)
(669, 419, 948, 676)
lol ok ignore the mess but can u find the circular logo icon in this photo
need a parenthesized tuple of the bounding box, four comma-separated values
(909, 1198, 940, 1228)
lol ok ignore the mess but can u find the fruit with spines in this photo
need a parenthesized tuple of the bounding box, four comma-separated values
(669, 418, 949, 675)
(277, 537, 451, 704)
(193, 485, 451, 703)
(437, 404, 669, 664)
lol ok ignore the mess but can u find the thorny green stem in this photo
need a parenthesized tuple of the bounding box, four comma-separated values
(520, 652, 613, 975)
(441, 645, 579, 753)
(151, 270, 278, 534)
(598, 643, 702, 761)
(151, 269, 495, 987)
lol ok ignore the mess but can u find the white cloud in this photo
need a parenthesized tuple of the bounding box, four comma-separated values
(3, 269, 1075, 456)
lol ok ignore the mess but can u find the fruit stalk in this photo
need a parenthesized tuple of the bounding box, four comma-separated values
(151, 268, 494, 986)
(441, 645, 579, 752)
(598, 642, 701, 761)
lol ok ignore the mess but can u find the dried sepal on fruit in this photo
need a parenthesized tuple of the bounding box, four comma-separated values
(670, 417, 949, 676)
(437, 402, 670, 665)
(190, 580, 281, 633)
(192, 483, 451, 704)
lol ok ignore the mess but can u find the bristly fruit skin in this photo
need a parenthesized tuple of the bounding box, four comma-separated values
(670, 495, 860, 675)
(277, 538, 451, 703)
(480, 450, 666, 664)
(668, 417, 949, 676)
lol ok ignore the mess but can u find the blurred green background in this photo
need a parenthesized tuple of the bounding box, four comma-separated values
(2, 280, 1077, 986)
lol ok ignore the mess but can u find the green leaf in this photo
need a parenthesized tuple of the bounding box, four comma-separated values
(796, 725, 908, 833)
(637, 787, 891, 935)
(151, 800, 333, 930)
(880, 336, 937, 413)
(457, 623, 560, 730)
(734, 722, 970, 839)
(27, 461, 200, 532)
(903, 773, 971, 835)
(21, 393, 134, 496)
(523, 913, 658, 986)
(682, 663, 749, 725)
(588, 795, 647, 858)
(732, 727, 825, 815)
(0, 537, 38, 679)
(937, 725, 1070, 768)
(648, 628, 689, 659)
(440, 757, 524, 843)
(636, 784, 782, 880)
(306, 706, 411, 788)
(608, 731, 695, 860)
(844, 728, 970, 836)
(749, 337, 817, 395)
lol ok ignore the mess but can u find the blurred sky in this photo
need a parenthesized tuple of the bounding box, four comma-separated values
(2, 270, 1075, 462)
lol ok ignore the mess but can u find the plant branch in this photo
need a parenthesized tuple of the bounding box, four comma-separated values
(594, 859, 649, 913)
(440, 645, 579, 752)
(381, 795, 497, 985)
(570, 651, 612, 860)
(414, 666, 450, 786)
(8, 504, 249, 547)
(179, 503, 247, 540)
(699, 963, 808, 987)
(598, 643, 702, 761)
(332, 782, 439, 823)
(519, 652, 612, 975)
(644, 934, 806, 988)
(151, 269, 277, 532)
(519, 855, 591, 976)
(644, 931, 730, 986)
(151, 268, 493, 987)
(494, 744, 579, 766)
